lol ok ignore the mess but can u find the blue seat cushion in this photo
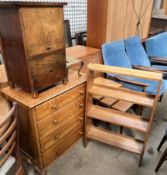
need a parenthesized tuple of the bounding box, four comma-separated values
(125, 36, 151, 66)
(118, 76, 167, 96)
(145, 32, 167, 58)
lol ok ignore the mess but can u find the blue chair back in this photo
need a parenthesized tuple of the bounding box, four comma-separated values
(102, 40, 132, 69)
(125, 36, 151, 66)
(145, 32, 167, 58)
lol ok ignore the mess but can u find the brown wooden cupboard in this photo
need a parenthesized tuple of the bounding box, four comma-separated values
(0, 2, 67, 97)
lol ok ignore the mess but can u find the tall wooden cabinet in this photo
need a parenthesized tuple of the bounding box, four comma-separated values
(87, 0, 154, 48)
(0, 2, 67, 97)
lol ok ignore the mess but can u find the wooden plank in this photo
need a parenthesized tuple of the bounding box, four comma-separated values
(100, 97, 117, 107)
(106, 0, 128, 42)
(88, 63, 162, 81)
(112, 100, 133, 112)
(87, 105, 148, 133)
(88, 85, 154, 107)
(87, 0, 108, 48)
(93, 77, 122, 89)
(87, 126, 143, 154)
(140, 0, 154, 38)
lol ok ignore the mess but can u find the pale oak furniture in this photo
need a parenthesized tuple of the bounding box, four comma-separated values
(84, 63, 162, 166)
(1, 70, 86, 175)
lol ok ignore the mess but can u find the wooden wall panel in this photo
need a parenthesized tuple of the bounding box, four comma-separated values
(124, 0, 142, 38)
(87, 0, 108, 48)
(106, 0, 128, 42)
(87, 0, 154, 48)
(141, 0, 154, 38)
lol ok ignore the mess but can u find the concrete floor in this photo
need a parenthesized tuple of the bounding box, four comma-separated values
(26, 94, 167, 175)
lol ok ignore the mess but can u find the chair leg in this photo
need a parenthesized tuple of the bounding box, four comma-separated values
(120, 126, 124, 134)
(157, 135, 167, 151)
(155, 148, 167, 172)
(159, 94, 164, 102)
(138, 153, 144, 167)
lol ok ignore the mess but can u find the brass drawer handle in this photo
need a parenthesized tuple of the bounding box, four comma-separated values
(79, 90, 84, 95)
(52, 104, 57, 110)
(52, 119, 59, 125)
(54, 135, 60, 140)
(79, 103, 84, 108)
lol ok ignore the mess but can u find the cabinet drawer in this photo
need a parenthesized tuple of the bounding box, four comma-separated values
(37, 96, 85, 139)
(40, 111, 83, 152)
(43, 124, 82, 167)
(29, 50, 66, 91)
(35, 83, 85, 121)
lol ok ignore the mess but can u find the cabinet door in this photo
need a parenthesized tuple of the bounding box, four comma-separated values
(19, 7, 65, 57)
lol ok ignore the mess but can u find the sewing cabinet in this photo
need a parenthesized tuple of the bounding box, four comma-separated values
(0, 2, 67, 97)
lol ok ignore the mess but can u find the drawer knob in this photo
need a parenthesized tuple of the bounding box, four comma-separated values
(79, 90, 84, 95)
(79, 103, 84, 108)
(54, 135, 60, 140)
(52, 119, 59, 125)
(52, 105, 57, 110)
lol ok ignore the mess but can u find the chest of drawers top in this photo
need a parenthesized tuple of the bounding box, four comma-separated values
(1, 71, 86, 108)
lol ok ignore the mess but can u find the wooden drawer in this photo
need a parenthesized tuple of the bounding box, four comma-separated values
(29, 50, 66, 91)
(43, 124, 82, 167)
(35, 83, 85, 121)
(40, 111, 83, 152)
(37, 96, 85, 139)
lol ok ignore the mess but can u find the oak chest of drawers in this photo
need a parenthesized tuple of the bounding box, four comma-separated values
(1, 71, 86, 173)
(0, 2, 67, 97)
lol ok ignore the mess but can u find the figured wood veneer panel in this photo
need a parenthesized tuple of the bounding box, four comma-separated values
(20, 7, 65, 57)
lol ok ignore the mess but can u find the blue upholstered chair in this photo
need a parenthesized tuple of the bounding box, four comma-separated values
(124, 36, 167, 72)
(146, 32, 167, 58)
(102, 40, 167, 96)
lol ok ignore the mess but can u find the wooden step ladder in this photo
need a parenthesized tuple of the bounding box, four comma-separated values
(84, 63, 162, 166)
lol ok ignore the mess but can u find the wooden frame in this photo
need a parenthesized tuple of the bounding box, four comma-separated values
(84, 63, 162, 166)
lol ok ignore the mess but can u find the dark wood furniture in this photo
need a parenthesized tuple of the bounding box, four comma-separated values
(155, 130, 167, 172)
(0, 101, 27, 175)
(64, 20, 73, 47)
(0, 2, 67, 98)
(85, 63, 162, 166)
(87, 0, 153, 48)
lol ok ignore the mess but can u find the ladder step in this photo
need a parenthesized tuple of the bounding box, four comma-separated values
(112, 100, 133, 112)
(87, 126, 143, 154)
(88, 85, 154, 107)
(87, 105, 149, 133)
(100, 97, 118, 107)
(93, 77, 122, 89)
